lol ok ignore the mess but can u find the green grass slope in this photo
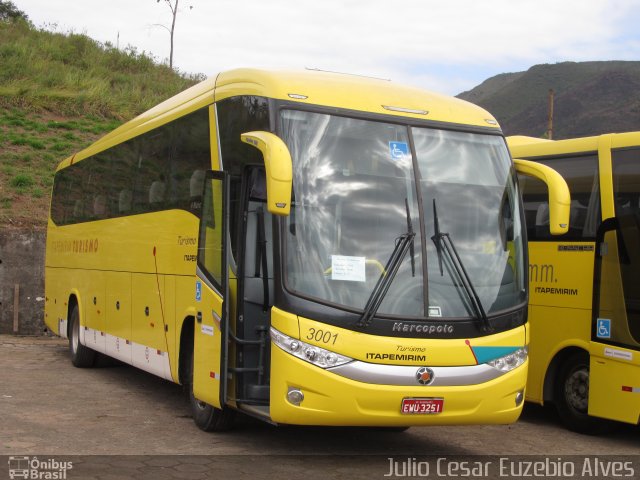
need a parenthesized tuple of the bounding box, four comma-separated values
(0, 19, 201, 228)
(457, 61, 640, 139)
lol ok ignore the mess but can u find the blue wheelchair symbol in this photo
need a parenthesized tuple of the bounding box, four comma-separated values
(389, 141, 409, 161)
(596, 318, 611, 339)
(195, 281, 202, 302)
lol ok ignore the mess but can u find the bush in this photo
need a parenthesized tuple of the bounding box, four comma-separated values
(10, 173, 34, 188)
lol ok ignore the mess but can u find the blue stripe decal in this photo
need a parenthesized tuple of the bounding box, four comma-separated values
(472, 346, 520, 364)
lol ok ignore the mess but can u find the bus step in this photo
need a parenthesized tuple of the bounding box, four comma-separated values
(245, 384, 270, 401)
(237, 404, 273, 423)
(228, 367, 261, 373)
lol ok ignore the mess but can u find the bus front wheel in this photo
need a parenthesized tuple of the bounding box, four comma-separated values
(554, 351, 609, 434)
(68, 304, 96, 368)
(188, 350, 235, 432)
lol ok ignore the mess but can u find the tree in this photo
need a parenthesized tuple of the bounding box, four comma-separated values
(155, 0, 192, 70)
(0, 0, 29, 22)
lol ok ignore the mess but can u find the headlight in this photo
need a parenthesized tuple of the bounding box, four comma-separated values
(487, 346, 528, 372)
(270, 327, 353, 369)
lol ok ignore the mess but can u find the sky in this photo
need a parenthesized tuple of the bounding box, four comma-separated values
(12, 0, 640, 95)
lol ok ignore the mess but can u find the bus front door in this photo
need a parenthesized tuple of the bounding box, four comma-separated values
(590, 217, 640, 424)
(193, 171, 230, 409)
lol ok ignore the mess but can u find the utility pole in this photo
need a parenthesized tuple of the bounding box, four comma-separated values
(547, 88, 555, 140)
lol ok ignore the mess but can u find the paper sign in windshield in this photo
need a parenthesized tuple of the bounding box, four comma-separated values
(331, 255, 366, 282)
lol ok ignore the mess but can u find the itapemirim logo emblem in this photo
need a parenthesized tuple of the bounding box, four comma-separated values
(8, 456, 73, 479)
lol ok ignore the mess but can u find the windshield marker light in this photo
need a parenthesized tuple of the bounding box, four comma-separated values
(484, 119, 498, 125)
(288, 93, 308, 100)
(487, 346, 528, 372)
(270, 327, 352, 368)
(382, 105, 428, 115)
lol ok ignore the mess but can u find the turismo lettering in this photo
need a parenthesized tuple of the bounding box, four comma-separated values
(50, 239, 99, 254)
(177, 236, 197, 246)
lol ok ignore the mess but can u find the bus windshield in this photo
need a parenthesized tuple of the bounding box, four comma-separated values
(281, 109, 525, 320)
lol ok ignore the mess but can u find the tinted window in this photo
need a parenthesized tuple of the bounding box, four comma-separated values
(51, 107, 212, 225)
(611, 147, 640, 346)
(216, 96, 270, 260)
(217, 96, 270, 176)
(519, 154, 600, 241)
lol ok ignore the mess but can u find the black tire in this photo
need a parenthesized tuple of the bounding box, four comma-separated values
(554, 351, 611, 434)
(68, 304, 96, 368)
(188, 349, 235, 432)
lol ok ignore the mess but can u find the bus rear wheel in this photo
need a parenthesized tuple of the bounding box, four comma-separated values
(188, 350, 235, 432)
(68, 304, 96, 368)
(554, 351, 610, 434)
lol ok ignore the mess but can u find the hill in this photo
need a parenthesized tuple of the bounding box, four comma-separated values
(0, 18, 202, 228)
(457, 61, 640, 139)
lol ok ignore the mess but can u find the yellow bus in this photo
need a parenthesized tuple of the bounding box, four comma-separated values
(45, 69, 567, 431)
(510, 133, 640, 433)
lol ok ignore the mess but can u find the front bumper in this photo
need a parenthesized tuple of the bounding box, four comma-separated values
(269, 344, 527, 426)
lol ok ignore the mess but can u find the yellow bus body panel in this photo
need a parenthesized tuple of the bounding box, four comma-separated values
(589, 343, 640, 423)
(270, 346, 527, 426)
(45, 209, 201, 382)
(269, 307, 527, 425)
(526, 242, 594, 404)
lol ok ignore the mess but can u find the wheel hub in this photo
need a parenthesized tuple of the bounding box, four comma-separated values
(565, 368, 589, 413)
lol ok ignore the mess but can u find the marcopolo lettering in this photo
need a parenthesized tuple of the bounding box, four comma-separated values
(392, 322, 454, 334)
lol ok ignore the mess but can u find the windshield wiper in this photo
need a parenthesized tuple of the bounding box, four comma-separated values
(431, 199, 444, 276)
(431, 199, 492, 332)
(356, 203, 415, 328)
(405, 198, 416, 277)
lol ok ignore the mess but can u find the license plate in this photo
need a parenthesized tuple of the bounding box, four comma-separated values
(401, 397, 444, 414)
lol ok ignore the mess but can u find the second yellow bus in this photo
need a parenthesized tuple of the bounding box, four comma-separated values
(511, 133, 640, 433)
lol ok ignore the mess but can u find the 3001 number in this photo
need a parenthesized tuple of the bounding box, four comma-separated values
(306, 328, 338, 345)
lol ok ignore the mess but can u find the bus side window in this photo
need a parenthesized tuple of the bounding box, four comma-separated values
(93, 194, 109, 219)
(149, 175, 167, 205)
(72, 199, 84, 221)
(520, 154, 600, 241)
(134, 129, 170, 213)
(189, 169, 205, 212)
(109, 142, 137, 218)
(119, 189, 133, 214)
(534, 202, 550, 237)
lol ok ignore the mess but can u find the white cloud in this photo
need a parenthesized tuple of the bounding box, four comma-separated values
(14, 0, 640, 94)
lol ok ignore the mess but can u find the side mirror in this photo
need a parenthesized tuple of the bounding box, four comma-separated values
(514, 158, 570, 235)
(241, 131, 293, 216)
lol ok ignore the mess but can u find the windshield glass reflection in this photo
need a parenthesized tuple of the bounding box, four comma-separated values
(413, 128, 526, 317)
(280, 110, 525, 319)
(281, 110, 424, 317)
